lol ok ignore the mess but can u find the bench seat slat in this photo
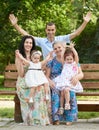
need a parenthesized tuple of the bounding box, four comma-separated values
(77, 101, 99, 111)
(78, 104, 99, 111)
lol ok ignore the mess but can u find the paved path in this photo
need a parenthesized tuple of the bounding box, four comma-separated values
(0, 100, 14, 108)
(0, 118, 99, 130)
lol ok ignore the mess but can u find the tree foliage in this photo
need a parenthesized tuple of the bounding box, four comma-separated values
(0, 0, 99, 72)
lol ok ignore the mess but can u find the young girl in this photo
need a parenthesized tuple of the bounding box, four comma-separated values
(15, 50, 52, 103)
(53, 43, 83, 114)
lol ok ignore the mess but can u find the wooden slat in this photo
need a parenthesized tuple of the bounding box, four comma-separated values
(77, 101, 99, 112)
(81, 64, 99, 71)
(5, 64, 17, 71)
(78, 103, 99, 112)
(4, 80, 17, 88)
(83, 72, 99, 79)
(77, 92, 99, 96)
(4, 72, 18, 79)
(81, 82, 99, 89)
(0, 90, 16, 95)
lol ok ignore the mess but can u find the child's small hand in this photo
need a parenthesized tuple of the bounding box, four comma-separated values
(15, 50, 20, 57)
(49, 80, 55, 89)
(47, 51, 54, 61)
(15, 50, 22, 59)
(70, 42, 75, 49)
(70, 76, 78, 86)
(15, 49, 19, 54)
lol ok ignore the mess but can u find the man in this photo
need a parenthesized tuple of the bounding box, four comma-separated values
(9, 12, 91, 59)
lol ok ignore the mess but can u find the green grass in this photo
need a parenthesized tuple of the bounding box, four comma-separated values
(0, 108, 14, 118)
(78, 112, 99, 119)
(0, 107, 99, 119)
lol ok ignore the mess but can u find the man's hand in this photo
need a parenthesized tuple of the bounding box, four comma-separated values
(83, 11, 92, 23)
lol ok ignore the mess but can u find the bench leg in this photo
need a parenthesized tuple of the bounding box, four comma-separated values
(14, 95, 23, 123)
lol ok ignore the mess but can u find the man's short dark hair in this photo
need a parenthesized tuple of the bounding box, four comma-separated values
(46, 22, 56, 28)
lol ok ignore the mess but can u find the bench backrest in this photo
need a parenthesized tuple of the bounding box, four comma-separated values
(81, 64, 99, 90)
(4, 64, 18, 88)
(4, 64, 99, 90)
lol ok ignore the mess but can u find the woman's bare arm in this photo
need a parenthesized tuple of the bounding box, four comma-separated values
(46, 67, 55, 89)
(15, 56, 25, 77)
(9, 14, 30, 36)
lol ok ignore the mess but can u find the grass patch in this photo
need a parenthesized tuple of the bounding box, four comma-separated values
(78, 112, 99, 119)
(0, 108, 99, 119)
(0, 95, 14, 100)
(0, 108, 14, 118)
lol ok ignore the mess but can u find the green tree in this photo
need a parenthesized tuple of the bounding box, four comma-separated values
(89, 18, 99, 63)
(0, 0, 99, 72)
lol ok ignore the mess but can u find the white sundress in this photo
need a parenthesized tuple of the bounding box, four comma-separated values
(25, 61, 48, 87)
(53, 62, 83, 93)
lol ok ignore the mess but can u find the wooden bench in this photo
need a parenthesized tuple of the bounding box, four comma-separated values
(0, 64, 23, 122)
(0, 63, 99, 122)
(77, 64, 99, 112)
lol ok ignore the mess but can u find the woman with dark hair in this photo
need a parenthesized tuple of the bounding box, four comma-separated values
(15, 35, 51, 126)
(18, 35, 36, 58)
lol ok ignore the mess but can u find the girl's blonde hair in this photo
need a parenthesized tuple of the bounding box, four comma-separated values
(31, 50, 42, 58)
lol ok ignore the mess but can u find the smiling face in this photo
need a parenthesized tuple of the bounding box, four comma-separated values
(24, 38, 33, 52)
(45, 24, 56, 41)
(64, 48, 75, 64)
(53, 42, 64, 56)
(65, 55, 74, 64)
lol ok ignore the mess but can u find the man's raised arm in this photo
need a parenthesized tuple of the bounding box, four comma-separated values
(70, 11, 92, 40)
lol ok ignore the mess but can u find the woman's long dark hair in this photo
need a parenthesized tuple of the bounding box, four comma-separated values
(19, 35, 36, 58)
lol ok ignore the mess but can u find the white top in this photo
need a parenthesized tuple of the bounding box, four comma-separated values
(25, 61, 48, 87)
(53, 62, 83, 93)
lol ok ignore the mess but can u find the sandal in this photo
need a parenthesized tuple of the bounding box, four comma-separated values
(59, 107, 64, 115)
(65, 103, 70, 110)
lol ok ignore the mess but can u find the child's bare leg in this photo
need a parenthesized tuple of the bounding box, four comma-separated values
(59, 90, 64, 114)
(64, 88, 70, 110)
(29, 87, 35, 103)
(60, 90, 64, 108)
(44, 83, 50, 100)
